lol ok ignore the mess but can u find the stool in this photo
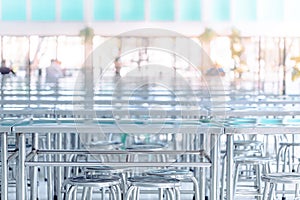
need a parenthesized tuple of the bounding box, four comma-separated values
(233, 156, 273, 198)
(84, 166, 131, 199)
(262, 172, 300, 200)
(66, 141, 123, 177)
(145, 168, 200, 200)
(233, 140, 264, 156)
(125, 175, 181, 200)
(63, 175, 121, 200)
(125, 143, 167, 163)
(86, 140, 123, 162)
(276, 142, 300, 172)
(220, 139, 265, 199)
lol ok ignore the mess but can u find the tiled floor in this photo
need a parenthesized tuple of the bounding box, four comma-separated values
(6, 178, 297, 200)
(7, 180, 198, 199)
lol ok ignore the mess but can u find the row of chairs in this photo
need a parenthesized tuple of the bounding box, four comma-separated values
(222, 132, 300, 200)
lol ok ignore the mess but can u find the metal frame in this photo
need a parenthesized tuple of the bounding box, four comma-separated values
(14, 124, 221, 200)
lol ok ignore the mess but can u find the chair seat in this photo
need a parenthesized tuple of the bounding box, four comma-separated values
(234, 140, 263, 146)
(279, 142, 300, 146)
(85, 166, 130, 174)
(234, 156, 274, 164)
(87, 141, 123, 148)
(128, 176, 180, 188)
(65, 175, 120, 187)
(146, 169, 194, 179)
(262, 173, 300, 184)
(125, 143, 166, 150)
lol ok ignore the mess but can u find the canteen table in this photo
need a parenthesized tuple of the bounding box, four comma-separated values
(0, 118, 26, 200)
(0, 126, 10, 200)
(13, 119, 222, 200)
(224, 122, 300, 200)
(2, 99, 300, 114)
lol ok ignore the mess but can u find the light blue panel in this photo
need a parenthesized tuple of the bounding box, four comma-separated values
(259, 0, 283, 21)
(234, 0, 256, 21)
(179, 0, 201, 21)
(61, 0, 83, 21)
(211, 0, 230, 21)
(120, 0, 144, 21)
(94, 0, 115, 20)
(150, 0, 174, 21)
(31, 0, 56, 21)
(285, 0, 300, 21)
(2, 0, 26, 21)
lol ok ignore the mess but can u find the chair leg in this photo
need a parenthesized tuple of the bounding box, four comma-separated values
(296, 183, 300, 198)
(276, 145, 285, 172)
(233, 162, 240, 197)
(166, 188, 175, 200)
(87, 187, 93, 200)
(81, 187, 88, 200)
(115, 185, 122, 200)
(66, 186, 77, 200)
(136, 187, 140, 200)
(125, 186, 135, 200)
(159, 188, 164, 200)
(175, 187, 181, 200)
(109, 186, 117, 200)
(262, 182, 270, 200)
(256, 164, 262, 198)
(220, 154, 226, 200)
(121, 172, 127, 199)
(101, 187, 105, 199)
(191, 176, 200, 200)
(268, 183, 275, 200)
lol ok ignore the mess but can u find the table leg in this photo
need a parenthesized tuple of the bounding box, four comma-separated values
(16, 132, 26, 200)
(30, 132, 39, 200)
(226, 134, 234, 200)
(199, 134, 205, 200)
(54, 133, 63, 200)
(46, 133, 53, 199)
(210, 133, 219, 200)
(1, 132, 8, 200)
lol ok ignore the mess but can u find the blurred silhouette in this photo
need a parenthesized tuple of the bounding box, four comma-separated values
(114, 56, 122, 76)
(205, 63, 225, 77)
(0, 60, 16, 75)
(45, 59, 64, 84)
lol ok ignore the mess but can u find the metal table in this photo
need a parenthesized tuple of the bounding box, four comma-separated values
(224, 125, 300, 200)
(0, 118, 21, 200)
(14, 120, 223, 200)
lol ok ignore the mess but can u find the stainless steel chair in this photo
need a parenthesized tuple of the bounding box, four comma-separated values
(63, 175, 122, 200)
(125, 175, 181, 200)
(146, 168, 200, 200)
(262, 173, 300, 200)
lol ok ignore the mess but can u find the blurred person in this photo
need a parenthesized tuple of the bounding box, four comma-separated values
(0, 60, 16, 75)
(114, 56, 122, 76)
(205, 63, 225, 77)
(45, 59, 64, 84)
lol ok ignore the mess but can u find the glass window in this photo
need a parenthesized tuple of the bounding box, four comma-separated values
(179, 0, 201, 21)
(57, 36, 84, 69)
(1, 0, 26, 21)
(233, 0, 256, 21)
(259, 0, 283, 21)
(285, 0, 300, 21)
(31, 0, 56, 21)
(150, 0, 174, 21)
(120, 0, 144, 21)
(3, 36, 29, 71)
(94, 0, 115, 21)
(29, 36, 57, 69)
(210, 0, 230, 21)
(61, 0, 83, 21)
